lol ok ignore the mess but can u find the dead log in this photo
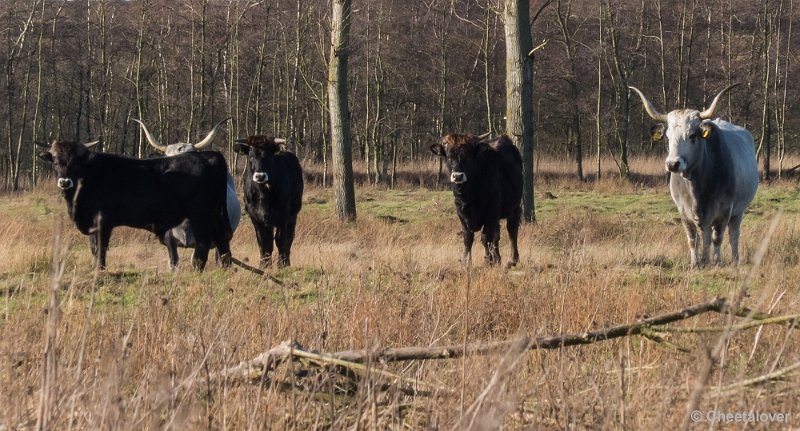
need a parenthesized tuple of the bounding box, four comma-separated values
(330, 297, 730, 363)
(207, 297, 793, 389)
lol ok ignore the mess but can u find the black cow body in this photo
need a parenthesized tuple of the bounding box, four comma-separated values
(40, 141, 232, 270)
(432, 134, 523, 266)
(133, 118, 240, 268)
(235, 136, 303, 267)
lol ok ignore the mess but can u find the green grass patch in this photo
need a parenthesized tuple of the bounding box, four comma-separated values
(535, 189, 675, 223)
(749, 184, 800, 215)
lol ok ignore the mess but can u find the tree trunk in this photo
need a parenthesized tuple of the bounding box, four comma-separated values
(777, 0, 792, 178)
(596, 6, 603, 181)
(555, 0, 583, 180)
(504, 0, 535, 222)
(328, 0, 356, 221)
(757, 0, 772, 180)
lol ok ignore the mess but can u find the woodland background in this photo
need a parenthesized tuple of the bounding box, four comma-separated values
(0, 0, 797, 190)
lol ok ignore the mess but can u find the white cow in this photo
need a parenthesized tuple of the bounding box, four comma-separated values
(133, 118, 241, 267)
(629, 84, 759, 267)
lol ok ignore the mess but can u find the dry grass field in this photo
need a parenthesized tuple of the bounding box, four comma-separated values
(2, 156, 800, 429)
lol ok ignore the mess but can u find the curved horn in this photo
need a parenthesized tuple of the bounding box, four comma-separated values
(273, 138, 287, 145)
(194, 117, 232, 149)
(83, 140, 100, 149)
(132, 119, 167, 153)
(477, 132, 491, 140)
(699, 83, 741, 120)
(628, 86, 668, 122)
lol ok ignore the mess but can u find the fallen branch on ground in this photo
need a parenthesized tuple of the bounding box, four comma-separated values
(329, 297, 731, 363)
(709, 359, 800, 397)
(230, 256, 284, 285)
(204, 296, 794, 392)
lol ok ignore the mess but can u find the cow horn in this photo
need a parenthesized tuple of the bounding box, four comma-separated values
(477, 132, 491, 140)
(34, 141, 51, 148)
(194, 117, 232, 149)
(699, 83, 741, 120)
(132, 119, 167, 153)
(628, 86, 668, 123)
(84, 140, 100, 149)
(273, 138, 287, 144)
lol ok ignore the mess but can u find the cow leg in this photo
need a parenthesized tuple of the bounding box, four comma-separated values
(253, 221, 274, 268)
(506, 207, 522, 268)
(163, 231, 180, 270)
(214, 237, 232, 269)
(189, 219, 211, 271)
(89, 235, 98, 258)
(461, 221, 474, 266)
(699, 226, 713, 267)
(276, 218, 297, 268)
(711, 222, 727, 265)
(682, 220, 700, 268)
(728, 213, 743, 265)
(481, 221, 501, 266)
(95, 225, 112, 270)
(191, 245, 209, 271)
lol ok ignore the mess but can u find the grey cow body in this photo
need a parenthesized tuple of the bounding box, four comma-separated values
(630, 85, 759, 267)
(667, 119, 758, 266)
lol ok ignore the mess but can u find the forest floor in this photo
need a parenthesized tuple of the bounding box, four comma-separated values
(1, 157, 800, 429)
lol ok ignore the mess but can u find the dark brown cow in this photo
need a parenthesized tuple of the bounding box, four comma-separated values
(431, 133, 523, 267)
(234, 135, 303, 268)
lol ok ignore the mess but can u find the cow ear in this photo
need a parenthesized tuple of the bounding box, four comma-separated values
(699, 122, 714, 140)
(476, 142, 492, 155)
(38, 150, 53, 163)
(233, 143, 250, 155)
(650, 124, 665, 141)
(430, 143, 444, 156)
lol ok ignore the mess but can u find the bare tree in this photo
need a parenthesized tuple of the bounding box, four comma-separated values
(328, 0, 356, 221)
(504, 0, 535, 221)
(554, 0, 583, 180)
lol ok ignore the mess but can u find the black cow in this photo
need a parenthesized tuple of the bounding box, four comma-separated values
(431, 133, 523, 267)
(234, 136, 303, 268)
(38, 140, 232, 270)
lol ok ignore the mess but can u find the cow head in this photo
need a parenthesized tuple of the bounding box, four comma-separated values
(133, 118, 230, 156)
(430, 133, 490, 186)
(234, 135, 287, 187)
(37, 140, 100, 190)
(629, 84, 740, 175)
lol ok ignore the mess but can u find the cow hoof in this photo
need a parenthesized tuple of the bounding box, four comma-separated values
(192, 259, 206, 271)
(219, 253, 232, 268)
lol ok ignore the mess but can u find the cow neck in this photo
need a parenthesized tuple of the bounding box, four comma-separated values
(680, 140, 719, 216)
(63, 153, 101, 224)
(452, 155, 485, 213)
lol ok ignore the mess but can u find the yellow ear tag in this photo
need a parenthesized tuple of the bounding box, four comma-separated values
(702, 129, 711, 139)
(653, 131, 663, 141)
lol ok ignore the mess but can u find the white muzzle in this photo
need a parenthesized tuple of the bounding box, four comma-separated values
(450, 172, 467, 184)
(253, 172, 269, 184)
(665, 157, 685, 173)
(57, 177, 74, 190)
